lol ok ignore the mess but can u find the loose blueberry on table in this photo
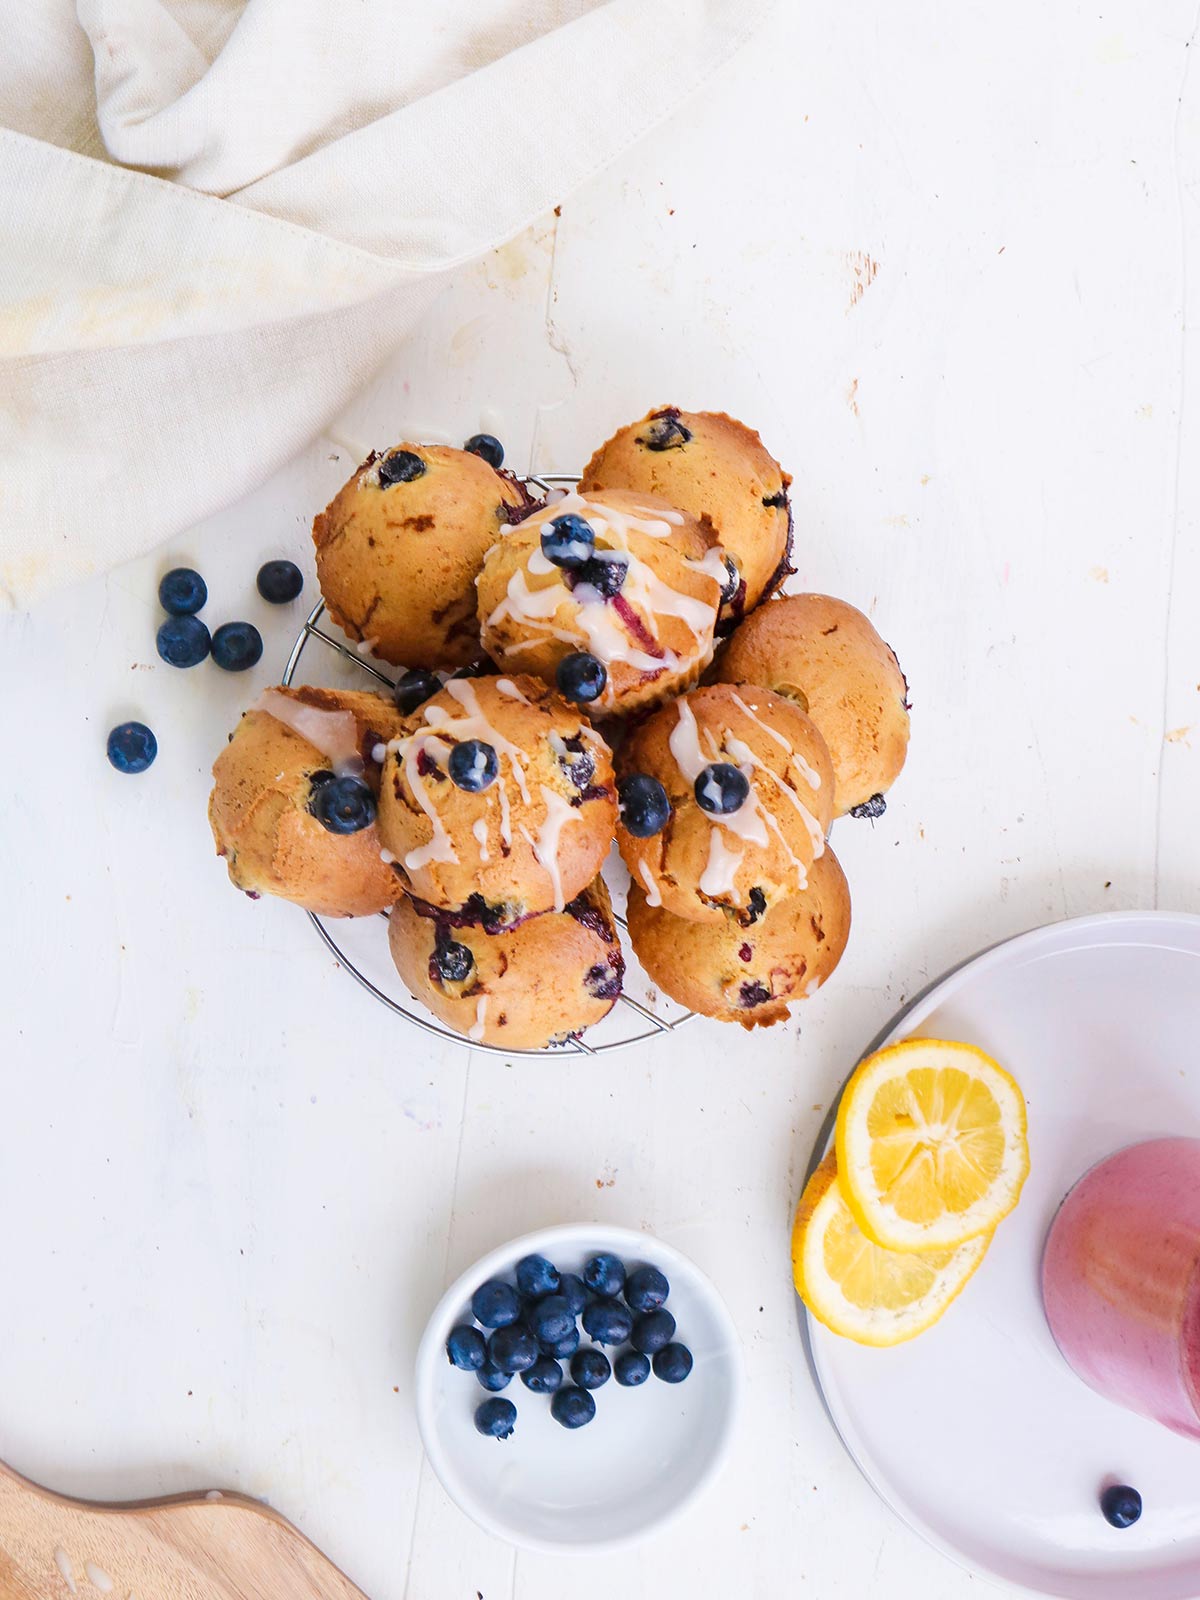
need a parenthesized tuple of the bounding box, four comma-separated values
(446, 1325, 486, 1372)
(448, 739, 499, 793)
(464, 433, 504, 469)
(582, 1299, 633, 1346)
(156, 613, 210, 668)
(557, 1272, 588, 1316)
(551, 1385, 596, 1430)
(106, 721, 157, 774)
(652, 1343, 693, 1384)
(694, 762, 749, 815)
(210, 620, 263, 672)
(158, 566, 207, 615)
(614, 1350, 651, 1387)
(624, 1265, 669, 1313)
(540, 1326, 580, 1359)
(471, 1279, 522, 1328)
(310, 775, 376, 835)
(474, 1398, 517, 1440)
(630, 1308, 676, 1355)
(521, 1356, 564, 1394)
(570, 1347, 611, 1390)
(256, 559, 304, 604)
(1099, 1485, 1142, 1528)
(617, 773, 671, 838)
(527, 1295, 574, 1345)
(378, 449, 425, 486)
(541, 514, 595, 570)
(583, 1253, 626, 1298)
(488, 1324, 539, 1375)
(515, 1253, 560, 1300)
(394, 667, 441, 715)
(475, 1360, 512, 1393)
(555, 651, 607, 705)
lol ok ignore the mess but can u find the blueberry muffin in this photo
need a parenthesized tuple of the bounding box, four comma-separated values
(626, 849, 850, 1028)
(476, 487, 725, 716)
(615, 683, 835, 926)
(208, 685, 406, 917)
(388, 876, 624, 1048)
(377, 674, 617, 925)
(712, 594, 909, 816)
(312, 444, 532, 670)
(580, 408, 792, 624)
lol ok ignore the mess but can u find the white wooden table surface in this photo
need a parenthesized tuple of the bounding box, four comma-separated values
(4, 4, 1200, 1596)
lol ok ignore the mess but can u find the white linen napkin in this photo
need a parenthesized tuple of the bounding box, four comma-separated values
(0, 0, 773, 607)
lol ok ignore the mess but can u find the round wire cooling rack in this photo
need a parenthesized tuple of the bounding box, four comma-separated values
(280, 472, 696, 1058)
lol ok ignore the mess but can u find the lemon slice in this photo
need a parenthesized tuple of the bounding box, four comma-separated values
(792, 1153, 990, 1346)
(835, 1038, 1029, 1251)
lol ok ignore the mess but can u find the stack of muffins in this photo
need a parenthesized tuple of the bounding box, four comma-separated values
(208, 408, 910, 1048)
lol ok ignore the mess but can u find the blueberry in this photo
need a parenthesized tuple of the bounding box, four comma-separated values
(515, 1254, 560, 1300)
(521, 1356, 563, 1394)
(630, 1308, 676, 1354)
(718, 554, 741, 604)
(434, 938, 474, 985)
(583, 1253, 626, 1298)
(624, 1265, 670, 1314)
(570, 1347, 611, 1390)
(464, 433, 504, 469)
(540, 1326, 580, 1359)
(378, 449, 425, 486)
(850, 792, 888, 820)
(475, 1360, 512, 1392)
(394, 667, 441, 715)
(527, 1295, 574, 1344)
(550, 1385, 596, 1429)
(618, 773, 671, 838)
(572, 556, 627, 598)
(555, 651, 607, 705)
(448, 740, 498, 792)
(158, 566, 207, 615)
(211, 620, 263, 672)
(541, 514, 595, 569)
(638, 412, 692, 451)
(694, 762, 749, 815)
(471, 1279, 522, 1328)
(652, 1342, 693, 1383)
(256, 559, 304, 604)
(446, 1325, 486, 1371)
(311, 775, 376, 835)
(488, 1324, 539, 1374)
(474, 1397, 517, 1439)
(557, 1272, 588, 1317)
(614, 1350, 651, 1387)
(582, 1298, 633, 1347)
(1100, 1485, 1142, 1528)
(156, 614, 210, 668)
(106, 721, 157, 774)
(558, 739, 596, 791)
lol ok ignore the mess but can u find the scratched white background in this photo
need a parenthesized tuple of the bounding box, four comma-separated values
(4, 3, 1200, 1596)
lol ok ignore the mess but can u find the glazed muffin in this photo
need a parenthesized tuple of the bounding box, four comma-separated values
(712, 594, 909, 816)
(377, 674, 617, 926)
(209, 685, 406, 917)
(615, 683, 835, 926)
(476, 487, 725, 716)
(580, 408, 792, 623)
(312, 443, 532, 670)
(626, 848, 850, 1028)
(388, 877, 624, 1048)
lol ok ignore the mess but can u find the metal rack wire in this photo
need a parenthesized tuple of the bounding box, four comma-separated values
(280, 473, 695, 1057)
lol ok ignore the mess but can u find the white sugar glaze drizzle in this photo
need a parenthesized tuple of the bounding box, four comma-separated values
(699, 828, 743, 897)
(519, 786, 583, 910)
(725, 733, 825, 860)
(468, 996, 488, 1042)
(473, 818, 491, 862)
(730, 692, 822, 789)
(485, 491, 719, 707)
(379, 846, 396, 864)
(495, 678, 530, 702)
(255, 691, 362, 771)
(637, 861, 663, 907)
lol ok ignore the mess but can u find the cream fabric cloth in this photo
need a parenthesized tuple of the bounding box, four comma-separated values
(0, 0, 772, 607)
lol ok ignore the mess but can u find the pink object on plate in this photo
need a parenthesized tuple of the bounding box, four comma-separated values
(1042, 1137, 1200, 1441)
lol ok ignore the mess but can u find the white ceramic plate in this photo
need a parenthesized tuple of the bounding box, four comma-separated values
(804, 911, 1200, 1599)
(416, 1223, 742, 1552)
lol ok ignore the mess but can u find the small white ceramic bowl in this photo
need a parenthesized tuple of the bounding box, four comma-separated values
(414, 1222, 742, 1553)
